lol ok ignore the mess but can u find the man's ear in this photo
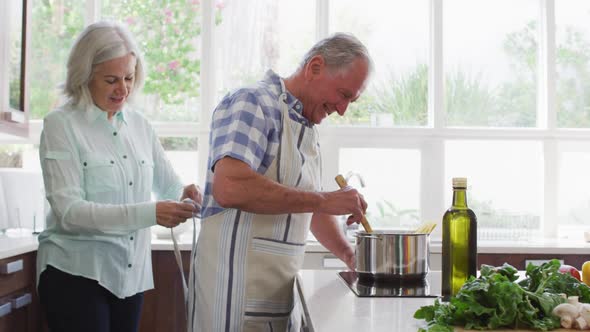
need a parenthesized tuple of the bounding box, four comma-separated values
(304, 55, 325, 81)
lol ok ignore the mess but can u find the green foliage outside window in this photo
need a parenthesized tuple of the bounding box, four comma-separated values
(29, 1, 84, 119)
(102, 0, 224, 121)
(0, 145, 25, 168)
(334, 20, 590, 128)
(8, 76, 21, 111)
(28, 0, 223, 121)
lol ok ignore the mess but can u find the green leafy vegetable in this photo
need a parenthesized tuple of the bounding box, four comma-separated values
(415, 259, 590, 331)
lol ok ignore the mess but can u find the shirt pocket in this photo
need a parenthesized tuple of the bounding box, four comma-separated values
(81, 153, 119, 194)
(138, 159, 154, 191)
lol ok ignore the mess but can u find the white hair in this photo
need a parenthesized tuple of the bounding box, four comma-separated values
(298, 32, 374, 76)
(63, 21, 145, 107)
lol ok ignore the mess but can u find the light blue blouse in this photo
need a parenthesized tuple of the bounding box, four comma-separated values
(37, 103, 183, 299)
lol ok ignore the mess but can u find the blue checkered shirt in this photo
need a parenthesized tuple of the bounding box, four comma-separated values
(201, 70, 309, 218)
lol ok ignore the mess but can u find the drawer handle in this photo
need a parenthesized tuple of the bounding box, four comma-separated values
(11, 293, 31, 309)
(0, 302, 11, 317)
(0, 259, 23, 274)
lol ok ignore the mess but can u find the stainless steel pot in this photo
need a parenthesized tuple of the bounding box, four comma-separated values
(355, 230, 429, 281)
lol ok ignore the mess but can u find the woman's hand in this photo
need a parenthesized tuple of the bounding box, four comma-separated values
(156, 200, 195, 228)
(180, 184, 203, 216)
(180, 184, 202, 204)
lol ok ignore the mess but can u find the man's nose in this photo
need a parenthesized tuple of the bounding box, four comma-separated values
(336, 100, 350, 115)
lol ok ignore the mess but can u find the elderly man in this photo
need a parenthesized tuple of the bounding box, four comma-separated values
(189, 33, 373, 332)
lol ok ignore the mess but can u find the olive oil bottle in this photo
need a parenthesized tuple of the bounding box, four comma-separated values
(442, 177, 477, 300)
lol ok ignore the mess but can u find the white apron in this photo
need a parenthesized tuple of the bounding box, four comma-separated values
(187, 80, 321, 332)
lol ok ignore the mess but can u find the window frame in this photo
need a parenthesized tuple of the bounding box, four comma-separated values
(8, 0, 590, 239)
(0, 0, 30, 138)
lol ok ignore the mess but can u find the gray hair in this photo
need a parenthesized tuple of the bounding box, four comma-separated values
(63, 21, 145, 107)
(299, 33, 373, 76)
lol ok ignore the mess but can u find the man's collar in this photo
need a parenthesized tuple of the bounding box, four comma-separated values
(263, 69, 311, 127)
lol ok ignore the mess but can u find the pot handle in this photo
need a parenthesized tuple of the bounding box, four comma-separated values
(354, 233, 380, 240)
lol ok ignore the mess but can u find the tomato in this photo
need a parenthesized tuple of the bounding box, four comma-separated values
(582, 261, 590, 286)
(558, 264, 582, 281)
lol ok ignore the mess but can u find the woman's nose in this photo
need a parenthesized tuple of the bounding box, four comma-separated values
(115, 81, 128, 95)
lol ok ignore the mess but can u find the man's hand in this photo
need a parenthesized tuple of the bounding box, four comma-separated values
(319, 186, 367, 224)
(156, 200, 195, 228)
(340, 247, 356, 271)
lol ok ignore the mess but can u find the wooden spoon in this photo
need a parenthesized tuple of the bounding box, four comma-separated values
(335, 174, 373, 233)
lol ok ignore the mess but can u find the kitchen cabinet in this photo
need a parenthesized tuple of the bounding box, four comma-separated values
(0, 251, 41, 332)
(139, 250, 191, 332)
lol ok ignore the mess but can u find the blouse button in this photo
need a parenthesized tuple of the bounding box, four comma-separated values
(129, 181, 133, 186)
(83, 162, 87, 166)
(128, 264, 132, 268)
(110, 160, 115, 164)
(113, 132, 117, 136)
(123, 155, 127, 159)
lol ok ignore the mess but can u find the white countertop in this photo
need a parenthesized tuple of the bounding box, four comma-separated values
(0, 231, 40, 260)
(297, 269, 435, 331)
(1, 228, 589, 261)
(0, 230, 198, 260)
(306, 238, 590, 254)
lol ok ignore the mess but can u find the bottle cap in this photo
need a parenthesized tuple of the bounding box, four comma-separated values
(452, 177, 467, 188)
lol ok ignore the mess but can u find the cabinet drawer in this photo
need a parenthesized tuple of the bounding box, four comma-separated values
(0, 254, 35, 298)
(0, 285, 37, 332)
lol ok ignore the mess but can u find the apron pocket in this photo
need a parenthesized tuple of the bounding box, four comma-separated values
(244, 238, 306, 323)
(251, 237, 306, 257)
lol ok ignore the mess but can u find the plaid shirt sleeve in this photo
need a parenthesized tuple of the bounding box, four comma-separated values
(209, 90, 274, 173)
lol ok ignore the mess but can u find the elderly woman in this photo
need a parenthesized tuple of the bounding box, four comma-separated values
(36, 21, 201, 332)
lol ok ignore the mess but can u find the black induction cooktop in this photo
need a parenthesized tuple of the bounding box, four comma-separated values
(338, 271, 441, 298)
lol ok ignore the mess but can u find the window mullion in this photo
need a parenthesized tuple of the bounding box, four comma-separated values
(540, 0, 558, 239)
(429, 0, 443, 130)
(539, 0, 556, 130)
(420, 138, 444, 238)
(86, 0, 101, 25)
(316, 0, 329, 40)
(0, 1, 7, 114)
(543, 139, 558, 238)
(199, 0, 215, 184)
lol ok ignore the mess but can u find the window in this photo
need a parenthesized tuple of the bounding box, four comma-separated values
(0, 0, 30, 137)
(445, 140, 543, 241)
(5, 0, 590, 241)
(329, 0, 430, 127)
(557, 142, 590, 238)
(444, 0, 539, 127)
(339, 148, 421, 229)
(28, 0, 84, 121)
(214, 0, 314, 101)
(555, 0, 590, 128)
(102, 0, 207, 123)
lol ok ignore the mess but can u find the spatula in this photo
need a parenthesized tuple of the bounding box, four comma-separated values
(335, 174, 373, 233)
